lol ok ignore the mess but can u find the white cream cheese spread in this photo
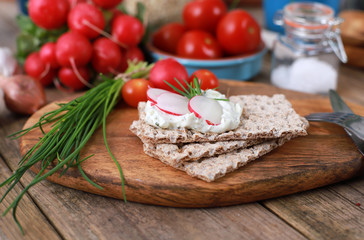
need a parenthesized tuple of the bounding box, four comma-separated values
(143, 90, 243, 133)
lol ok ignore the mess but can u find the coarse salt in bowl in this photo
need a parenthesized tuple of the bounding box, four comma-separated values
(146, 42, 268, 81)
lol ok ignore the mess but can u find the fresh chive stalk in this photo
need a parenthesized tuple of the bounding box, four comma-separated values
(165, 76, 229, 101)
(0, 61, 153, 234)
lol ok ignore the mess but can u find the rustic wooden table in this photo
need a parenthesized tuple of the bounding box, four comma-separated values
(0, 1, 363, 239)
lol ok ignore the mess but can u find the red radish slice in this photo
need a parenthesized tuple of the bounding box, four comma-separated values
(188, 96, 222, 125)
(147, 88, 170, 104)
(156, 92, 189, 116)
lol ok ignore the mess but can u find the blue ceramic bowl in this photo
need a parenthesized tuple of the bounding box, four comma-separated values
(146, 42, 267, 81)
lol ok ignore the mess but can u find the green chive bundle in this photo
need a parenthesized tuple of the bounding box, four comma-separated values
(0, 61, 153, 234)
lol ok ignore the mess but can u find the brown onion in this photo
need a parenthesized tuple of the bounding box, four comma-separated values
(0, 75, 47, 115)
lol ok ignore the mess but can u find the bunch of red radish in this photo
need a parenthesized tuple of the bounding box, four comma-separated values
(24, 0, 145, 91)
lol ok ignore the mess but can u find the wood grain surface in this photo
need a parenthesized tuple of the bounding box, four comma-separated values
(19, 81, 364, 207)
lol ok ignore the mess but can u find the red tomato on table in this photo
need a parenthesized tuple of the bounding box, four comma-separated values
(217, 9, 261, 55)
(121, 78, 150, 108)
(177, 30, 222, 59)
(190, 69, 219, 90)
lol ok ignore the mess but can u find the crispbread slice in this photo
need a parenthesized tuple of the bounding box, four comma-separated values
(144, 136, 291, 182)
(143, 139, 262, 167)
(182, 137, 291, 182)
(130, 94, 308, 144)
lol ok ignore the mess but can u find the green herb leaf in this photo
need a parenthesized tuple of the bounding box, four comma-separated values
(164, 76, 204, 99)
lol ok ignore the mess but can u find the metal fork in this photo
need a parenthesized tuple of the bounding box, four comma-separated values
(305, 112, 364, 142)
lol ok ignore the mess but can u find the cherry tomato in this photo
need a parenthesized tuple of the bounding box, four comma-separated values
(148, 58, 190, 92)
(177, 30, 222, 59)
(29, 0, 69, 30)
(183, 0, 227, 34)
(190, 69, 219, 90)
(152, 23, 187, 54)
(121, 78, 150, 108)
(216, 9, 261, 55)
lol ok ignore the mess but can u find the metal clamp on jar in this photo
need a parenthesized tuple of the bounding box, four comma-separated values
(270, 2, 347, 94)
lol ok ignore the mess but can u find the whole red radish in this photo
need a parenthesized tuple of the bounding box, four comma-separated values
(92, 0, 122, 9)
(68, 0, 87, 8)
(183, 0, 226, 34)
(125, 46, 144, 62)
(24, 52, 55, 86)
(152, 22, 186, 54)
(56, 31, 92, 67)
(112, 15, 144, 48)
(119, 46, 145, 72)
(68, 3, 105, 39)
(148, 58, 190, 92)
(39, 42, 59, 69)
(92, 37, 122, 74)
(58, 66, 90, 90)
(110, 9, 124, 23)
(29, 0, 70, 30)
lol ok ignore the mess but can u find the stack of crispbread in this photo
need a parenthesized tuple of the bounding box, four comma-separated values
(130, 94, 309, 182)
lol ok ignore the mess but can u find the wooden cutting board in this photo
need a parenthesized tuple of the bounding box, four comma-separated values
(20, 81, 364, 207)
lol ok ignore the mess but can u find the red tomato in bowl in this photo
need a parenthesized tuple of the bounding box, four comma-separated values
(216, 9, 261, 55)
(190, 69, 219, 90)
(152, 22, 187, 54)
(183, 0, 227, 34)
(177, 30, 222, 59)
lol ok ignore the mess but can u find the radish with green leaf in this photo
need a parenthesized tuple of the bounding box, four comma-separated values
(119, 46, 145, 72)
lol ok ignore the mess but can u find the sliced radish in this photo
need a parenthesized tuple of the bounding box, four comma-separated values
(188, 96, 223, 125)
(156, 92, 189, 116)
(147, 88, 170, 104)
